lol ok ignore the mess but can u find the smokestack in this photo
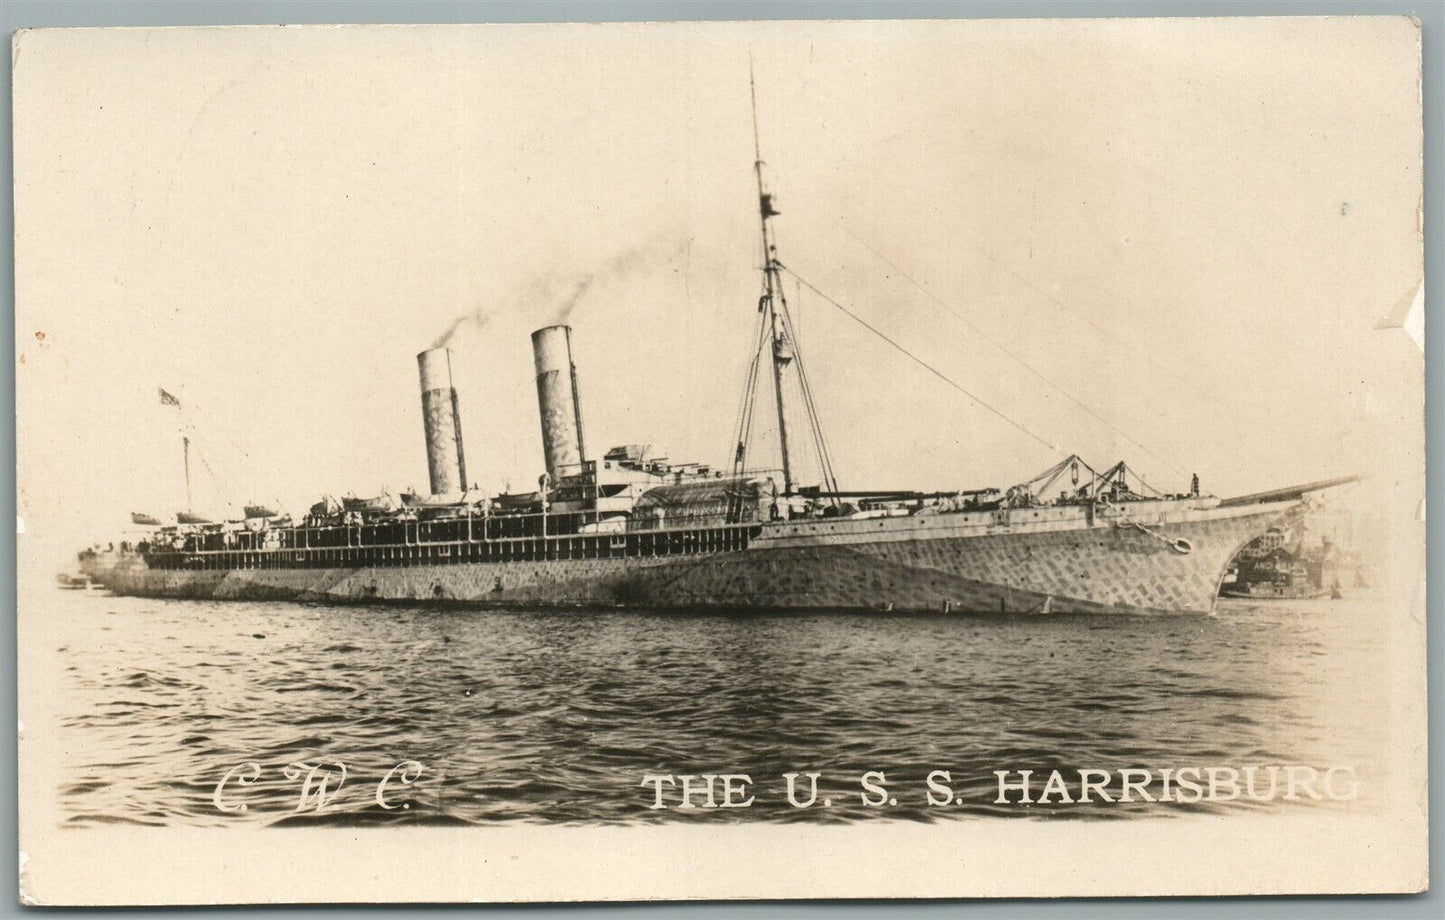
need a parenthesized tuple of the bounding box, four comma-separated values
(531, 325, 587, 481)
(417, 348, 468, 495)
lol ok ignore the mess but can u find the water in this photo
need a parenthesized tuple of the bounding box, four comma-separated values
(39, 589, 1392, 827)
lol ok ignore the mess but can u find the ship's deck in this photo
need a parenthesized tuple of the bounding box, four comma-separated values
(143, 522, 761, 571)
(138, 495, 1261, 573)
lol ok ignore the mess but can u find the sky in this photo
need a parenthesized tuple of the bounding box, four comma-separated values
(14, 17, 1424, 564)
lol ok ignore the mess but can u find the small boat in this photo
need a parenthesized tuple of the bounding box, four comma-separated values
(400, 490, 490, 510)
(308, 496, 342, 517)
(244, 504, 279, 519)
(130, 512, 162, 526)
(176, 511, 215, 525)
(55, 573, 95, 590)
(1221, 583, 1331, 600)
(492, 491, 541, 512)
(342, 493, 398, 514)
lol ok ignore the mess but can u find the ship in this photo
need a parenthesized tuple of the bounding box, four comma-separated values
(75, 89, 1356, 616)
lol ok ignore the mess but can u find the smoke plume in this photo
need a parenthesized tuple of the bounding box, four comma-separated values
(431, 308, 491, 349)
(545, 238, 690, 326)
(551, 277, 594, 326)
(427, 236, 690, 348)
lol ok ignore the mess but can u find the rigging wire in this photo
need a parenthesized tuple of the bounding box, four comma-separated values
(175, 393, 256, 465)
(729, 305, 771, 478)
(165, 392, 262, 510)
(729, 249, 843, 491)
(1126, 465, 1167, 498)
(774, 287, 841, 494)
(784, 190, 1185, 476)
(781, 265, 1066, 460)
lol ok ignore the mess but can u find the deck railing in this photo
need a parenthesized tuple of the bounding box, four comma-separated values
(144, 523, 760, 571)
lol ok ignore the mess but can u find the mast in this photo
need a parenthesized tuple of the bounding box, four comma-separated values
(182, 434, 193, 512)
(750, 61, 794, 495)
